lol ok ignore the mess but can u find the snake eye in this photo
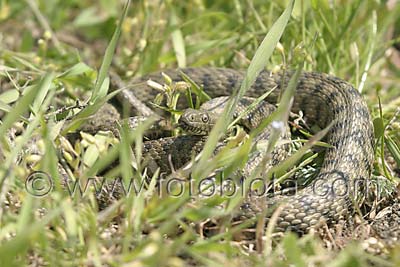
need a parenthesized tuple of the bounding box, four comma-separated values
(201, 114, 209, 123)
(188, 113, 195, 122)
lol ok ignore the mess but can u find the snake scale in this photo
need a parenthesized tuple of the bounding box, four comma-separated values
(104, 67, 375, 234)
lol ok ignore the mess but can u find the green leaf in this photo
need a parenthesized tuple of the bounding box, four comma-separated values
(58, 62, 93, 78)
(0, 100, 12, 113)
(0, 77, 43, 138)
(373, 117, 385, 139)
(73, 7, 107, 27)
(0, 89, 19, 104)
(283, 233, 307, 267)
(180, 70, 211, 103)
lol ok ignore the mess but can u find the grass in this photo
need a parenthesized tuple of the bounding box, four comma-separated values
(0, 0, 400, 266)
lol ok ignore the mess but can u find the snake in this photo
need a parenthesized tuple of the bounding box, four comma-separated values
(88, 67, 375, 234)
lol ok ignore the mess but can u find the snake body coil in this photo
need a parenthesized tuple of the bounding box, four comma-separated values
(125, 67, 374, 234)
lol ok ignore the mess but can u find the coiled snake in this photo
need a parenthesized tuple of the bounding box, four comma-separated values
(97, 67, 375, 234)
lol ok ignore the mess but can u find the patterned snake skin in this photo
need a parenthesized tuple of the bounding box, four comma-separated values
(120, 67, 375, 234)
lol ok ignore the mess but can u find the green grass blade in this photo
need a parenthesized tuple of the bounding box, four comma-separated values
(386, 135, 400, 169)
(0, 204, 63, 266)
(358, 10, 377, 93)
(267, 121, 333, 179)
(0, 75, 50, 138)
(89, 0, 131, 103)
(30, 72, 55, 115)
(170, 9, 186, 68)
(236, 0, 294, 100)
(192, 0, 294, 180)
(62, 88, 122, 134)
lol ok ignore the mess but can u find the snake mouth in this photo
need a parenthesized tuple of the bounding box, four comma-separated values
(179, 122, 207, 135)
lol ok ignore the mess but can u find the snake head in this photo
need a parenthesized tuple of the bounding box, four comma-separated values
(179, 108, 216, 135)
